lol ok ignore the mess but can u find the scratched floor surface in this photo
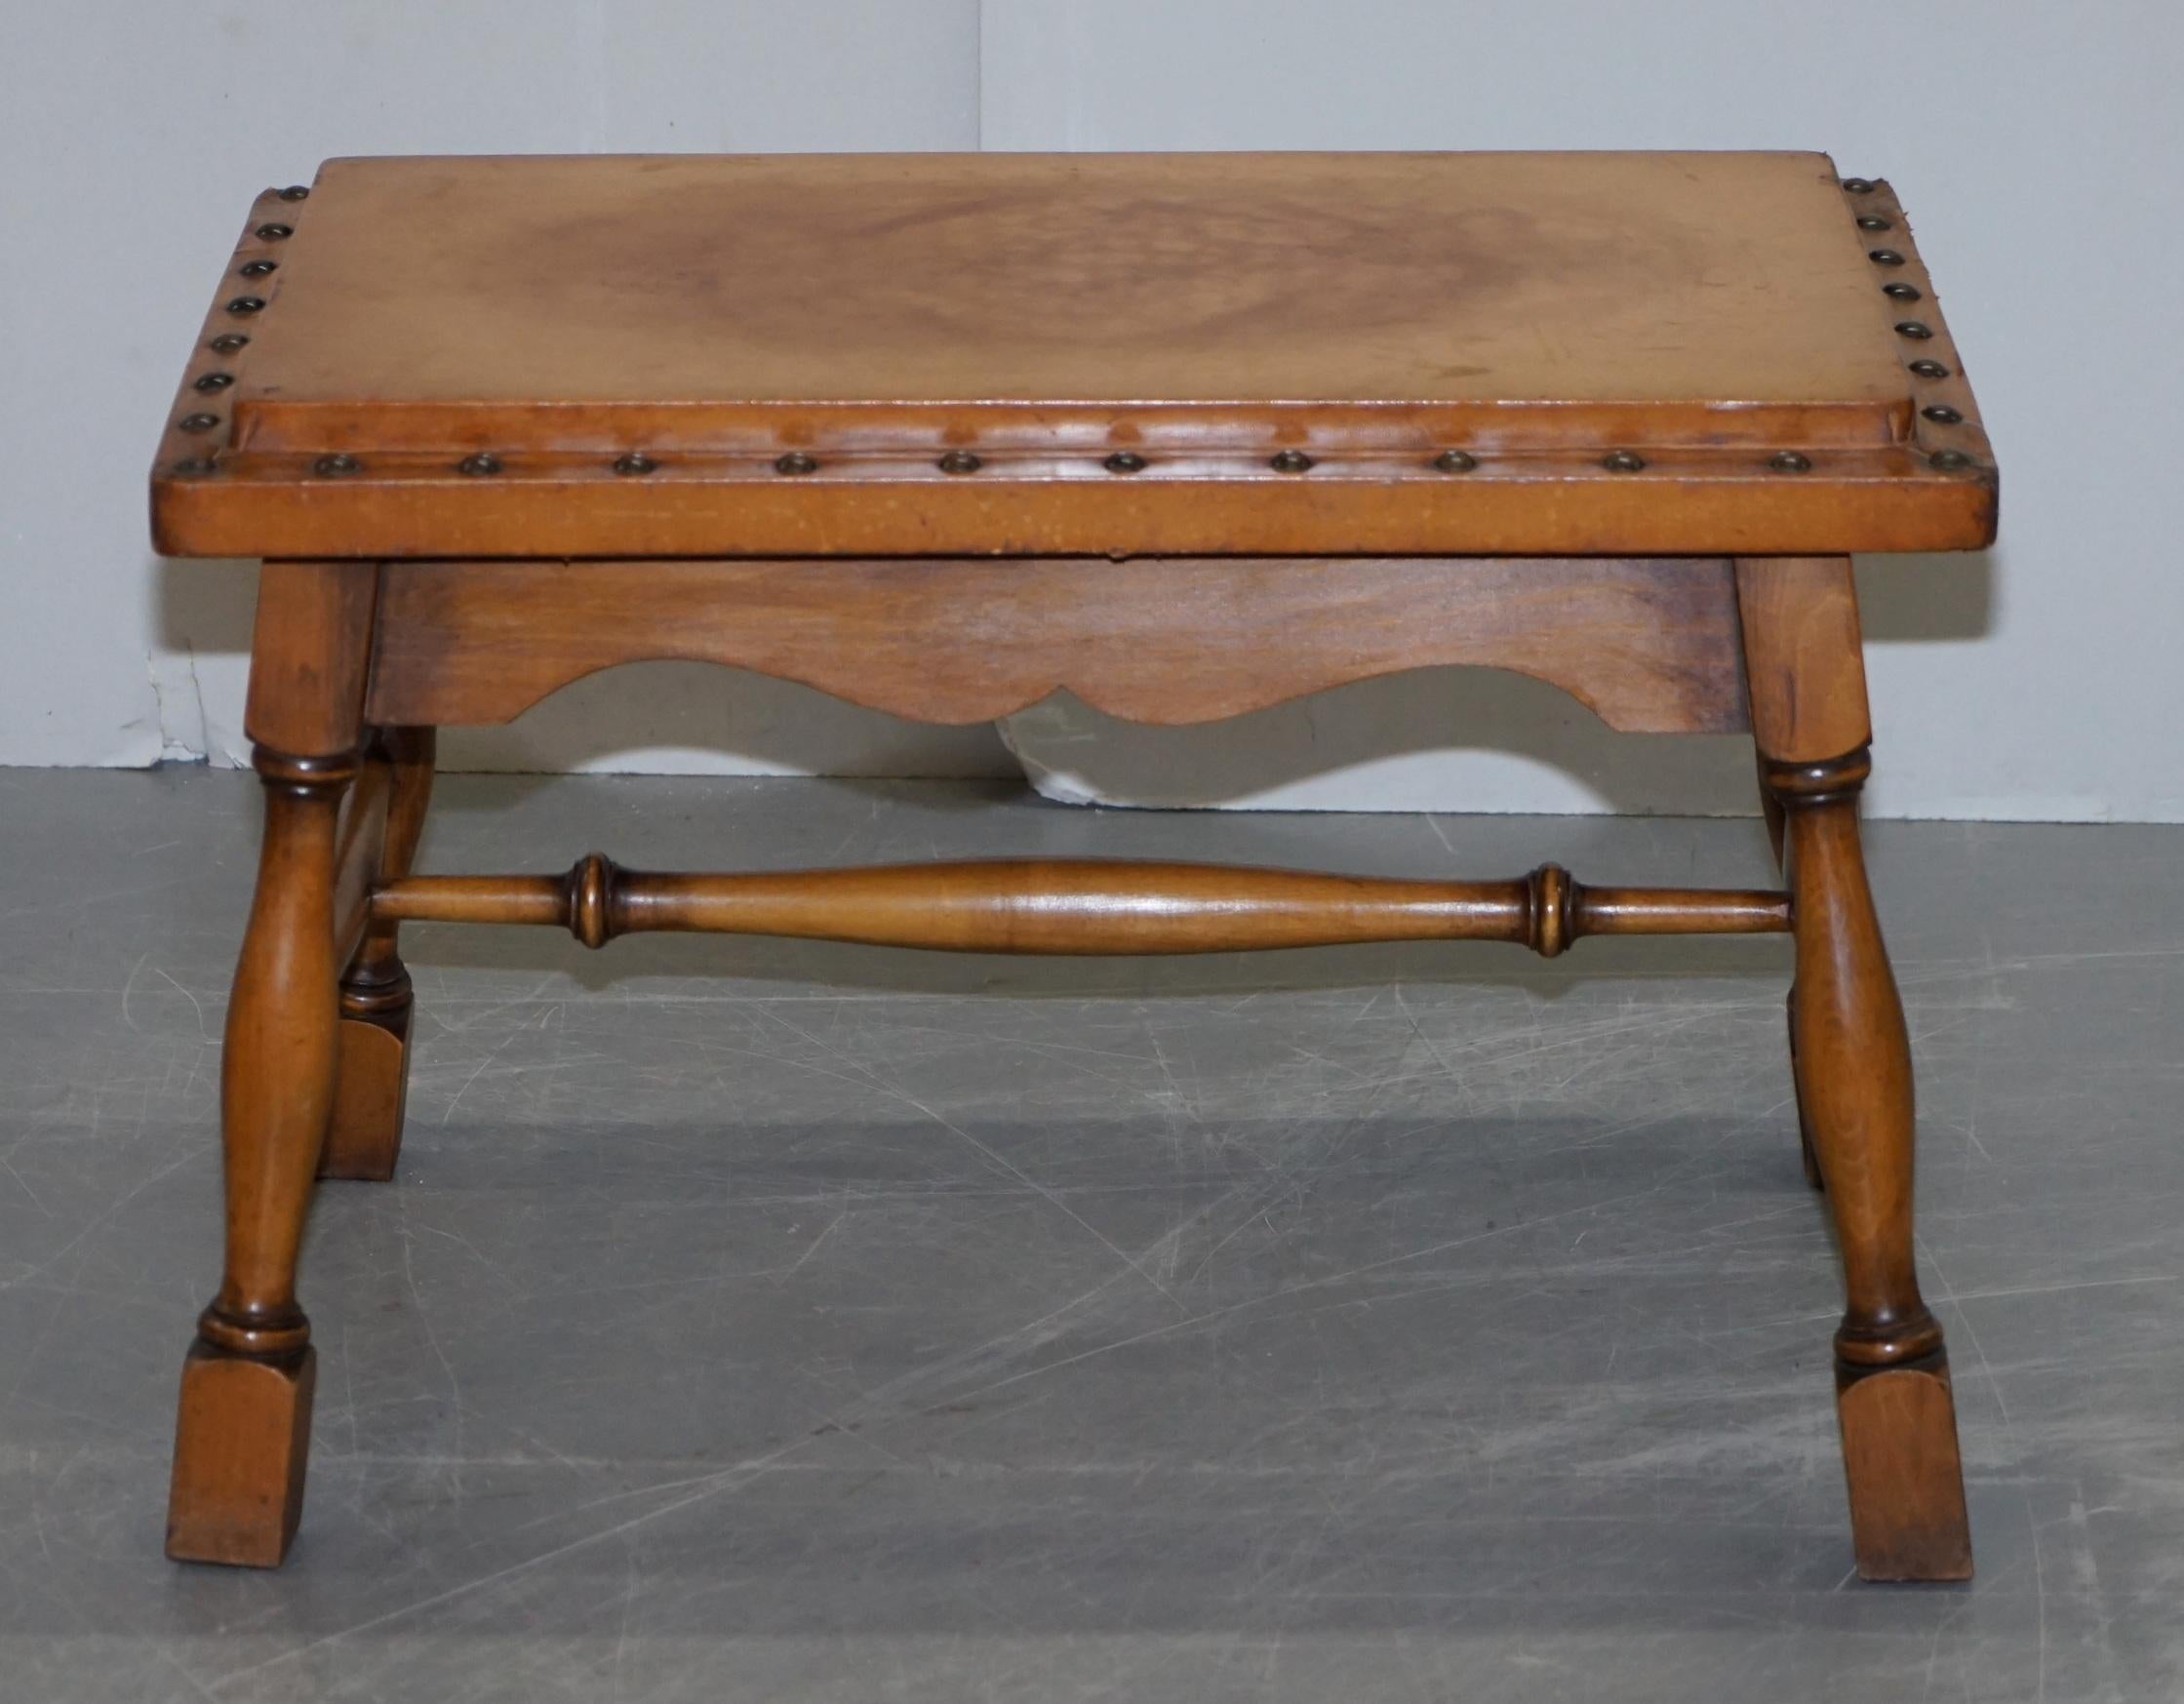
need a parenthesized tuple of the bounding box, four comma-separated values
(2, 768, 2178, 1702)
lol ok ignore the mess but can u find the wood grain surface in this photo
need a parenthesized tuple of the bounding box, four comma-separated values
(371, 858, 1791, 956)
(239, 153, 1907, 438)
(1733, 555, 1874, 763)
(148, 157, 1999, 559)
(365, 554, 1752, 732)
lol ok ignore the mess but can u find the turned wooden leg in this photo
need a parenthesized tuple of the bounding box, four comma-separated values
(1760, 752, 1822, 1190)
(323, 727, 436, 1182)
(170, 560, 377, 1567)
(1769, 748, 1969, 1579)
(168, 745, 352, 1565)
(1787, 987, 1825, 1192)
(1739, 556, 1970, 1582)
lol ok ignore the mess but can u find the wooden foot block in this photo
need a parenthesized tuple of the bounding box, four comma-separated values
(167, 1342, 316, 1567)
(320, 1006, 411, 1181)
(1837, 1358, 1972, 1581)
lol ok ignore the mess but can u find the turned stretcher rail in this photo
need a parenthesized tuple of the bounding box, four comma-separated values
(370, 857, 1790, 957)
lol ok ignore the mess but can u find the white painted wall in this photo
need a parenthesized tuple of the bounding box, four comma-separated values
(4, 2, 2178, 820)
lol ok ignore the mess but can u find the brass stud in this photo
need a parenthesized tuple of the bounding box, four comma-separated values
(193, 372, 234, 391)
(170, 456, 216, 477)
(1929, 449, 1974, 471)
(1769, 450, 1812, 473)
(1602, 449, 1647, 473)
(225, 296, 266, 315)
(774, 451, 818, 476)
(1868, 248, 1905, 266)
(1857, 214, 1893, 232)
(1882, 281, 1922, 301)
(613, 452, 657, 476)
(178, 413, 219, 433)
(1102, 450, 1147, 474)
(1268, 448, 1314, 473)
(255, 222, 294, 241)
(278, 185, 310, 201)
(457, 452, 502, 476)
(1908, 358, 1951, 379)
(239, 258, 278, 278)
(1842, 178, 1878, 194)
(937, 449, 982, 474)
(1922, 404, 1964, 425)
(313, 453, 360, 477)
(209, 333, 250, 353)
(1894, 320, 1934, 339)
(1432, 449, 1478, 472)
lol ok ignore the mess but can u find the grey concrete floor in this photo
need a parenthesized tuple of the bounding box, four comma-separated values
(2, 766, 2180, 1702)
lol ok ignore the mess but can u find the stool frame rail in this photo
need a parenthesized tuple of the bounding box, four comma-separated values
(371, 858, 1792, 957)
(163, 551, 1973, 1584)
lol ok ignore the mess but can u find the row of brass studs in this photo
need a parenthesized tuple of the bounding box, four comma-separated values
(1846, 178, 1929, 342)
(259, 446, 1956, 481)
(1904, 332, 1978, 467)
(1846, 178, 1982, 473)
(180, 333, 252, 456)
(169, 188, 309, 468)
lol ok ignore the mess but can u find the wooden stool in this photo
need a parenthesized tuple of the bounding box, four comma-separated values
(150, 152, 1995, 1576)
